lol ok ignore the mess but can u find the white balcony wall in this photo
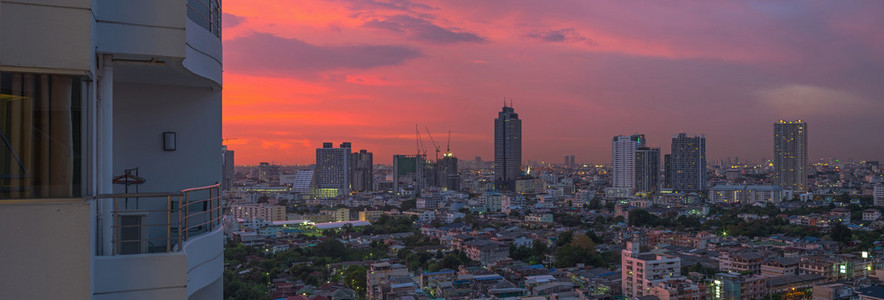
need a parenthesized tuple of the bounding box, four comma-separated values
(93, 253, 187, 299)
(112, 82, 221, 193)
(95, 0, 186, 59)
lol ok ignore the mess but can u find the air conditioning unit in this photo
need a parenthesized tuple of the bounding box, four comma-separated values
(117, 213, 148, 254)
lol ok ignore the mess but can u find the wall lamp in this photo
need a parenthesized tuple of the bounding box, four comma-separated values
(163, 132, 177, 151)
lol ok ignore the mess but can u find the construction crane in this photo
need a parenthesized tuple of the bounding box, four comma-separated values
(446, 130, 452, 156)
(415, 125, 426, 157)
(425, 127, 441, 161)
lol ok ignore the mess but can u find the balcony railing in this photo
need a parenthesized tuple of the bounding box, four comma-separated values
(187, 0, 222, 38)
(100, 183, 222, 255)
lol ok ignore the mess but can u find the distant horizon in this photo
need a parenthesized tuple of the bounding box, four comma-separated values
(222, 1, 884, 165)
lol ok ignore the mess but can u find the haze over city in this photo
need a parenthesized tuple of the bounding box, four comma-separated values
(222, 1, 884, 165)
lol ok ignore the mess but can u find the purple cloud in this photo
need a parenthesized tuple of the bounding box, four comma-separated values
(527, 28, 595, 44)
(222, 13, 246, 29)
(339, 0, 433, 13)
(364, 15, 486, 44)
(225, 32, 421, 78)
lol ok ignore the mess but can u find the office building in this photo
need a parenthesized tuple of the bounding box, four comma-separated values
(668, 133, 707, 192)
(494, 105, 522, 189)
(292, 170, 315, 194)
(257, 162, 280, 184)
(612, 134, 645, 192)
(635, 147, 661, 196)
(0, 0, 224, 298)
(774, 120, 808, 193)
(351, 149, 373, 192)
(315, 142, 351, 198)
(222, 146, 235, 190)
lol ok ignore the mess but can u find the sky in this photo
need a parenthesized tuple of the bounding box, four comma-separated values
(222, 1, 884, 165)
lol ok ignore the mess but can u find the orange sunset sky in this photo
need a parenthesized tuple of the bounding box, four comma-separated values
(221, 1, 884, 165)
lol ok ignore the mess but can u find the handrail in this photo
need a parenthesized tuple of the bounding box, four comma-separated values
(101, 183, 222, 255)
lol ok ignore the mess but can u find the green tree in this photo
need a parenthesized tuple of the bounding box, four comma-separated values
(830, 223, 852, 244)
(343, 265, 368, 298)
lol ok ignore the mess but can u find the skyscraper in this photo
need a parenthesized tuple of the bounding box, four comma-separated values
(315, 142, 351, 198)
(612, 134, 645, 191)
(393, 154, 425, 195)
(564, 155, 576, 168)
(635, 147, 661, 195)
(774, 120, 808, 193)
(222, 145, 235, 190)
(351, 149, 373, 192)
(668, 133, 706, 192)
(439, 154, 460, 191)
(494, 105, 522, 189)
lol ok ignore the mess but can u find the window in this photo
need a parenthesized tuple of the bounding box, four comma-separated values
(1, 72, 81, 198)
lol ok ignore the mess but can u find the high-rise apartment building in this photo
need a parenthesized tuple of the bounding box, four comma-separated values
(635, 147, 661, 195)
(351, 149, 373, 192)
(494, 105, 522, 189)
(0, 0, 224, 298)
(612, 134, 645, 191)
(315, 142, 351, 198)
(668, 133, 707, 192)
(222, 145, 235, 190)
(774, 120, 808, 193)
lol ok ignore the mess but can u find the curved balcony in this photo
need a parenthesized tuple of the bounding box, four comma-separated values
(98, 183, 222, 255)
(92, 184, 223, 299)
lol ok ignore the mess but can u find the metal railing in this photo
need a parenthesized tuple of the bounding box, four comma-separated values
(103, 183, 222, 255)
(187, 0, 222, 38)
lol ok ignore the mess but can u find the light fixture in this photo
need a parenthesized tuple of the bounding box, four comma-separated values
(163, 132, 176, 151)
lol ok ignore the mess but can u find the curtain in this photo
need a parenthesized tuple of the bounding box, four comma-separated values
(1, 71, 78, 199)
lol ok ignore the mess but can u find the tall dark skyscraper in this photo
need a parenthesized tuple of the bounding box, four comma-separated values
(774, 120, 808, 193)
(222, 145, 235, 190)
(351, 149, 373, 192)
(494, 105, 522, 188)
(393, 154, 424, 195)
(635, 147, 660, 195)
(437, 153, 460, 191)
(668, 133, 706, 192)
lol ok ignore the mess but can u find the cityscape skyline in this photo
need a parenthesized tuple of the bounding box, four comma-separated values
(221, 1, 884, 165)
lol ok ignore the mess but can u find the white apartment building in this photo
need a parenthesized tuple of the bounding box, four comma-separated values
(612, 135, 643, 192)
(0, 0, 223, 299)
(232, 204, 287, 222)
(622, 241, 683, 299)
